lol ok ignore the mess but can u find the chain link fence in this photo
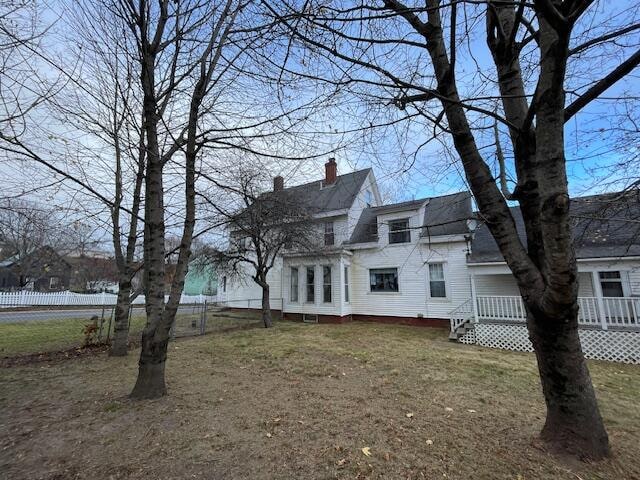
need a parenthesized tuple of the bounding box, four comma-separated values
(0, 301, 263, 358)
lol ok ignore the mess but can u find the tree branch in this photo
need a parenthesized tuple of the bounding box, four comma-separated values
(565, 48, 640, 121)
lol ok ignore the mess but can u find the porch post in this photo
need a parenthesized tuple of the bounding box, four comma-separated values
(591, 271, 608, 330)
(470, 274, 478, 323)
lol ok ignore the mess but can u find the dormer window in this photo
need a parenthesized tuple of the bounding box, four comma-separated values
(389, 218, 410, 244)
(324, 221, 335, 246)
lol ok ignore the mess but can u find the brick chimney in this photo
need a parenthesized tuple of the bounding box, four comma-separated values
(273, 175, 284, 191)
(325, 158, 337, 185)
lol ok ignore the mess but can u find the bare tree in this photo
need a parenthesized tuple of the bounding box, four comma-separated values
(264, 0, 640, 458)
(48, 1, 148, 357)
(202, 168, 318, 327)
(106, 0, 281, 399)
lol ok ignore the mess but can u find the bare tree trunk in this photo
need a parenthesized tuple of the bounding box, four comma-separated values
(261, 283, 272, 328)
(130, 93, 168, 399)
(527, 306, 610, 459)
(130, 337, 168, 398)
(109, 278, 131, 356)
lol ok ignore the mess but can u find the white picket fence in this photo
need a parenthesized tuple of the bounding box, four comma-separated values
(0, 290, 216, 307)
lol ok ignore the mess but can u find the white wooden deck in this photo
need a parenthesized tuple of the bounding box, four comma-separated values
(450, 295, 640, 332)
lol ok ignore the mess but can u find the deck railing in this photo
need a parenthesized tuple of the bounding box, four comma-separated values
(449, 298, 474, 332)
(475, 295, 640, 329)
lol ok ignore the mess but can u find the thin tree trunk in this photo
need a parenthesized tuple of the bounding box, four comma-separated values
(261, 284, 272, 328)
(527, 307, 610, 459)
(131, 90, 167, 399)
(109, 278, 131, 356)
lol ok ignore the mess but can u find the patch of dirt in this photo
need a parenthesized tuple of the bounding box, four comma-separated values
(0, 322, 638, 480)
(0, 343, 112, 367)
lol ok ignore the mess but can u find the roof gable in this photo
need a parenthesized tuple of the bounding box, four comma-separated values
(347, 191, 472, 245)
(280, 168, 371, 214)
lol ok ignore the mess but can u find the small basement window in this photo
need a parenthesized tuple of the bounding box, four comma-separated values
(369, 268, 399, 292)
(303, 313, 318, 323)
(389, 218, 410, 244)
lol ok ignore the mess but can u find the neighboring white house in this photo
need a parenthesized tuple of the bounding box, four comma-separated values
(217, 161, 640, 363)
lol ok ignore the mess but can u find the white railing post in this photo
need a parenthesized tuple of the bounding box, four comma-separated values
(470, 275, 478, 323)
(591, 271, 607, 330)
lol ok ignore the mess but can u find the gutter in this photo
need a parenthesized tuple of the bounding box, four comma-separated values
(467, 255, 640, 267)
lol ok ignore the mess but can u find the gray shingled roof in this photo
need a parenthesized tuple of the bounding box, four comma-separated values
(468, 190, 640, 263)
(282, 168, 371, 214)
(347, 192, 472, 245)
(421, 191, 473, 237)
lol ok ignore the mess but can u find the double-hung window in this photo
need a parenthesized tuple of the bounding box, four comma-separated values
(306, 266, 315, 303)
(389, 219, 410, 244)
(323, 266, 332, 303)
(290, 267, 299, 302)
(428, 263, 446, 298)
(369, 268, 399, 292)
(344, 266, 350, 303)
(324, 222, 335, 246)
(599, 271, 624, 297)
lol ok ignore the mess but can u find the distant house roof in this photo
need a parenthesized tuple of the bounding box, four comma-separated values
(347, 192, 472, 245)
(281, 168, 372, 214)
(468, 190, 640, 263)
(0, 254, 18, 268)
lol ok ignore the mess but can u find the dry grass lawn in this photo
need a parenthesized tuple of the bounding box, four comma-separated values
(0, 321, 638, 480)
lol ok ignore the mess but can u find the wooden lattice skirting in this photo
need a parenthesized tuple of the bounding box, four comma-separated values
(458, 323, 640, 364)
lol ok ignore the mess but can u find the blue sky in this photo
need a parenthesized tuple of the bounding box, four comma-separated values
(276, 1, 640, 203)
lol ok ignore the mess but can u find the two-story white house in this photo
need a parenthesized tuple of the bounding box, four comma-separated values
(217, 160, 640, 362)
(219, 159, 475, 327)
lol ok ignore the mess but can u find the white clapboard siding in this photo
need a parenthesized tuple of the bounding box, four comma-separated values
(221, 256, 283, 310)
(348, 240, 471, 320)
(474, 272, 595, 297)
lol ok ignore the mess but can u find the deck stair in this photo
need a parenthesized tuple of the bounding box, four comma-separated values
(448, 298, 475, 341)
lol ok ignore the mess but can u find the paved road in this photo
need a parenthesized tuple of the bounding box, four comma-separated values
(0, 305, 202, 323)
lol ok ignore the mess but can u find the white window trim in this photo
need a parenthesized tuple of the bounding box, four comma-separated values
(388, 218, 411, 245)
(343, 265, 350, 304)
(322, 265, 332, 304)
(368, 267, 401, 294)
(289, 266, 299, 304)
(427, 262, 450, 301)
(324, 221, 335, 246)
(597, 269, 630, 297)
(305, 265, 316, 304)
